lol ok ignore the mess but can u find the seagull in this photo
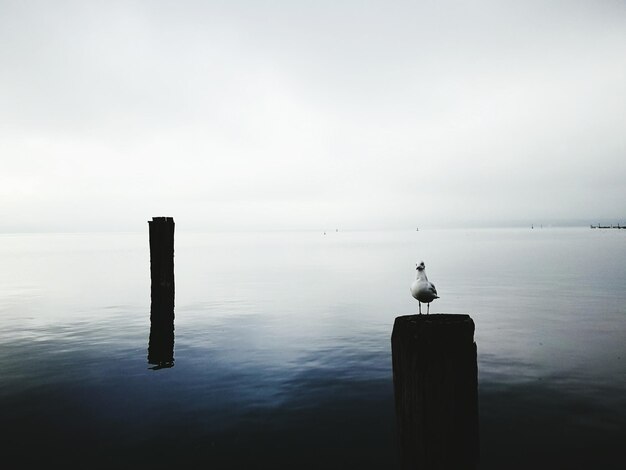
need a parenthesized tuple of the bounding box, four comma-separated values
(410, 261, 439, 314)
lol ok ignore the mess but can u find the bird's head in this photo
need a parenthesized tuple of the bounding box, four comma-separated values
(416, 261, 425, 271)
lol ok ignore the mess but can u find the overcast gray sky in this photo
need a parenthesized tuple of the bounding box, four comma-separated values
(1, 0, 624, 232)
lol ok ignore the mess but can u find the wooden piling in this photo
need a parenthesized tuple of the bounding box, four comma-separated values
(148, 217, 175, 368)
(391, 314, 479, 469)
(148, 217, 175, 310)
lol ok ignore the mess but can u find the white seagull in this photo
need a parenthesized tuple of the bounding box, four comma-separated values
(410, 261, 439, 314)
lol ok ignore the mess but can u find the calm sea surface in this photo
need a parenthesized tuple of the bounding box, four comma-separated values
(1, 228, 625, 468)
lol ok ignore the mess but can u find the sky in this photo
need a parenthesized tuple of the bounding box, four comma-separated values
(1, 0, 625, 232)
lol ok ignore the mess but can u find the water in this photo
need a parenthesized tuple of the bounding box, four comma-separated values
(1, 228, 624, 468)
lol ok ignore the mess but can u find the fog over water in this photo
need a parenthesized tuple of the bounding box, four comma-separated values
(2, 3, 625, 466)
(1, 0, 625, 233)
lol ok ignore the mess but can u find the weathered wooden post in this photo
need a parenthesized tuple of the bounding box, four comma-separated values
(391, 314, 479, 469)
(148, 217, 175, 368)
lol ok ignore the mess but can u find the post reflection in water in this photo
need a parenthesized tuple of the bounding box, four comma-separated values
(147, 300, 175, 369)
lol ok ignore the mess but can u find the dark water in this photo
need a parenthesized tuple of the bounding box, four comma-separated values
(1, 228, 625, 468)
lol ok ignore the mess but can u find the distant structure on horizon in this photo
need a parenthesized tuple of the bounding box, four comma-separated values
(590, 223, 624, 229)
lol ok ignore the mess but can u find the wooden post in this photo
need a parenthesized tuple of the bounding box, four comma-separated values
(148, 217, 175, 368)
(391, 314, 479, 469)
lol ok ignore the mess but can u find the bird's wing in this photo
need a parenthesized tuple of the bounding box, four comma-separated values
(429, 283, 438, 296)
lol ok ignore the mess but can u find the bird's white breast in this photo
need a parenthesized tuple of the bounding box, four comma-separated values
(411, 279, 437, 303)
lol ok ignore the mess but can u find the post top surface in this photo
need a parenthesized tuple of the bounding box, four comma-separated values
(392, 313, 475, 340)
(396, 313, 473, 324)
(149, 217, 175, 223)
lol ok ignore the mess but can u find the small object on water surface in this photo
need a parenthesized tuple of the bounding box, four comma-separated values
(410, 261, 439, 314)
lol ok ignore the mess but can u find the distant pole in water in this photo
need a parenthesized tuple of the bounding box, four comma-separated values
(391, 314, 479, 469)
(148, 217, 175, 368)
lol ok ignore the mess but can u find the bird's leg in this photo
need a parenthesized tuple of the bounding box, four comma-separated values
(427, 303, 430, 315)
(418, 302, 422, 315)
